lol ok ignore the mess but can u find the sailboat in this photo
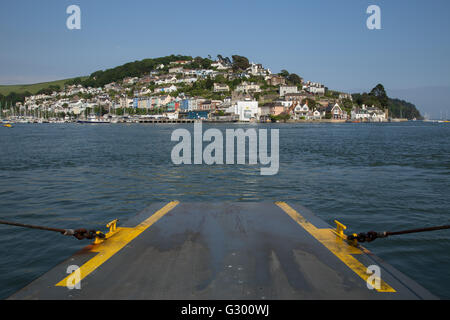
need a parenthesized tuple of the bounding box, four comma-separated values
(77, 107, 110, 124)
(1, 101, 14, 127)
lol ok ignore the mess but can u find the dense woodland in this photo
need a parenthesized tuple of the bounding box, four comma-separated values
(352, 84, 422, 119)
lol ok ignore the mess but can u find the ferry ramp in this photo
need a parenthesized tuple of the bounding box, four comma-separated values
(9, 201, 437, 300)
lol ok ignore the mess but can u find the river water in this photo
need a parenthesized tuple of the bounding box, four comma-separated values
(0, 122, 449, 299)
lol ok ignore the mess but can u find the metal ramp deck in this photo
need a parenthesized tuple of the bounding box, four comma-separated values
(9, 202, 436, 300)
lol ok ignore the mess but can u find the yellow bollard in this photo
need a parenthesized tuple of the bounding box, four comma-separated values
(106, 219, 119, 234)
(93, 219, 119, 244)
(334, 220, 347, 238)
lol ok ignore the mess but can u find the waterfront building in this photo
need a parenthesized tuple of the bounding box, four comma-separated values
(180, 110, 210, 120)
(326, 103, 346, 120)
(226, 100, 259, 122)
(294, 102, 310, 119)
(351, 104, 387, 122)
(166, 101, 180, 112)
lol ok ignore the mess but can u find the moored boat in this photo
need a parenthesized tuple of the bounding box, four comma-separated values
(77, 115, 111, 124)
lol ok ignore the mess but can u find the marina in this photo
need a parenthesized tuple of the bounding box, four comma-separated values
(0, 116, 439, 125)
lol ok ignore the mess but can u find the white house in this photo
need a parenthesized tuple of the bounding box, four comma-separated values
(155, 85, 178, 94)
(211, 61, 230, 70)
(235, 82, 261, 93)
(294, 102, 310, 119)
(280, 85, 298, 97)
(246, 63, 271, 77)
(169, 66, 184, 74)
(326, 103, 346, 120)
(226, 100, 259, 122)
(303, 81, 325, 95)
(311, 109, 322, 120)
(176, 77, 198, 84)
(213, 83, 230, 92)
(308, 86, 325, 95)
(351, 104, 386, 122)
(155, 76, 177, 85)
(237, 100, 258, 121)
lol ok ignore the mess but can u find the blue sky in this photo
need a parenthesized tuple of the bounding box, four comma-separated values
(1, 0, 450, 97)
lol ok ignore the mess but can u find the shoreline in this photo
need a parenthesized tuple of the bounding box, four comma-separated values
(2, 118, 414, 125)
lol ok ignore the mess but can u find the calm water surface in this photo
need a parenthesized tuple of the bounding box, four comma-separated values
(0, 122, 449, 299)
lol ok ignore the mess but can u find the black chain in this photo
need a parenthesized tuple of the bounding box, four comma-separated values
(73, 229, 106, 240)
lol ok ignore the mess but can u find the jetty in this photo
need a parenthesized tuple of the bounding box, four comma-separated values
(9, 202, 436, 300)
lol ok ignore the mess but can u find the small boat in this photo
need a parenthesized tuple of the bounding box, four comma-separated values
(77, 115, 111, 124)
(3, 124, 13, 128)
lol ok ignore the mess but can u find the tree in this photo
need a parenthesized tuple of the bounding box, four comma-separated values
(214, 74, 226, 83)
(276, 113, 291, 122)
(352, 84, 422, 119)
(301, 98, 316, 109)
(80, 55, 193, 88)
(279, 70, 289, 77)
(287, 73, 302, 85)
(369, 83, 388, 107)
(201, 58, 212, 69)
(341, 98, 353, 114)
(232, 55, 250, 72)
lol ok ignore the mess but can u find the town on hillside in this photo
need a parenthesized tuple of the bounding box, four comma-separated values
(0, 55, 400, 124)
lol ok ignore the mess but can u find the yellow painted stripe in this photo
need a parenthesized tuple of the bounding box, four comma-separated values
(275, 202, 396, 293)
(56, 201, 179, 287)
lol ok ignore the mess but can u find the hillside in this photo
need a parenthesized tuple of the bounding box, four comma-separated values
(352, 84, 422, 119)
(1, 55, 422, 120)
(79, 54, 194, 88)
(0, 77, 87, 96)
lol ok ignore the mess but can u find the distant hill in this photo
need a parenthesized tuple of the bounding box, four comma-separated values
(352, 84, 423, 119)
(79, 54, 194, 88)
(1, 56, 426, 121)
(0, 77, 87, 96)
(387, 87, 450, 120)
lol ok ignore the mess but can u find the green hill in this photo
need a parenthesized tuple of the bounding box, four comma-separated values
(1, 57, 423, 120)
(352, 84, 422, 119)
(0, 77, 87, 96)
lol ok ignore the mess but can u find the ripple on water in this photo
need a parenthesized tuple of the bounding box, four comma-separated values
(0, 122, 449, 298)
